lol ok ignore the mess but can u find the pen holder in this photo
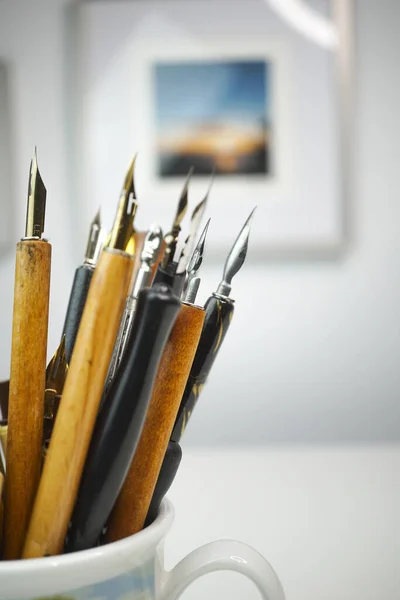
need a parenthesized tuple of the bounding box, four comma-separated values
(0, 499, 284, 600)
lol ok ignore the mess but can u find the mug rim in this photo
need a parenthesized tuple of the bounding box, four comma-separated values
(0, 498, 174, 576)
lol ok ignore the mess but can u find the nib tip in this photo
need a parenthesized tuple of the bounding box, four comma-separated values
(93, 207, 101, 227)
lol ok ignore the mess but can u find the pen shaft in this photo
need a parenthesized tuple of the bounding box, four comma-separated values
(0, 472, 4, 554)
(66, 285, 180, 552)
(3, 240, 51, 559)
(22, 248, 133, 558)
(144, 441, 182, 528)
(61, 264, 94, 364)
(0, 425, 7, 459)
(172, 295, 234, 442)
(106, 302, 205, 541)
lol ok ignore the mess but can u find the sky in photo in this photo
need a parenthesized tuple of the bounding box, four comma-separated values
(154, 60, 270, 132)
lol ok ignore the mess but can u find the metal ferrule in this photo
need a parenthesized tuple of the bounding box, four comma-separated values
(183, 277, 201, 304)
(84, 222, 106, 267)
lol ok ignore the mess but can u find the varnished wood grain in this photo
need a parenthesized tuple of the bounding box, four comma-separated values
(0, 472, 4, 555)
(22, 248, 133, 559)
(0, 426, 7, 458)
(106, 302, 205, 541)
(3, 240, 51, 559)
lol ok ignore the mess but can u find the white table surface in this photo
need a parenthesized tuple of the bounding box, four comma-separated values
(164, 445, 399, 600)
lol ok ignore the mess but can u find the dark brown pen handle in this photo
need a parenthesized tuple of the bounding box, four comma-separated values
(106, 302, 205, 542)
(171, 295, 234, 443)
(61, 264, 94, 364)
(144, 440, 182, 528)
(4, 240, 51, 559)
(22, 248, 133, 559)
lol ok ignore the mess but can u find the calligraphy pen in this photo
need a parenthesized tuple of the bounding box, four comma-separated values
(153, 169, 212, 296)
(106, 222, 210, 541)
(22, 161, 137, 559)
(65, 229, 181, 552)
(145, 209, 256, 526)
(3, 149, 51, 559)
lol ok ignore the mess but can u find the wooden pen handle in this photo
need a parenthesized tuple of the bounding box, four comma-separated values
(172, 295, 234, 442)
(22, 248, 133, 558)
(0, 472, 4, 555)
(0, 425, 7, 458)
(106, 302, 205, 542)
(3, 240, 51, 559)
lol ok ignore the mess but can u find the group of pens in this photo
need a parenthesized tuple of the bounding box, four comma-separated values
(0, 150, 255, 561)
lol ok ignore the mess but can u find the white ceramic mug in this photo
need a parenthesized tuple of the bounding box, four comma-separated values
(0, 499, 285, 600)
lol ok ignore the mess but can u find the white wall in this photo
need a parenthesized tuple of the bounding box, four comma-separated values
(0, 0, 399, 443)
(0, 0, 75, 377)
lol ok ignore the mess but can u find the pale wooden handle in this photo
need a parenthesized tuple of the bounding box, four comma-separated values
(106, 303, 205, 541)
(0, 472, 4, 555)
(0, 425, 7, 458)
(3, 240, 51, 559)
(22, 248, 133, 558)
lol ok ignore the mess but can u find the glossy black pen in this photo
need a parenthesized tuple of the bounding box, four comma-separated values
(65, 282, 181, 552)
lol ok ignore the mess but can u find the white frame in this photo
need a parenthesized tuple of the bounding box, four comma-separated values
(70, 0, 354, 260)
(129, 39, 295, 258)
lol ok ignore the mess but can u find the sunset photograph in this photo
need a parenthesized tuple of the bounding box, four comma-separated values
(154, 59, 271, 177)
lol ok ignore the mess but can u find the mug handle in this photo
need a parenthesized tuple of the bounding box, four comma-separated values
(160, 539, 285, 600)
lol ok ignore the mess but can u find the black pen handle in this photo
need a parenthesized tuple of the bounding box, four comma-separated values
(65, 284, 180, 552)
(171, 294, 234, 442)
(62, 264, 94, 363)
(153, 262, 186, 297)
(144, 440, 182, 528)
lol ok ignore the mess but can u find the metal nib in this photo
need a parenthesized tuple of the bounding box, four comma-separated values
(216, 207, 256, 298)
(178, 170, 214, 273)
(161, 167, 193, 268)
(43, 337, 69, 451)
(25, 147, 47, 238)
(132, 224, 163, 297)
(106, 224, 164, 387)
(84, 208, 106, 266)
(45, 336, 68, 397)
(181, 218, 210, 303)
(107, 155, 138, 252)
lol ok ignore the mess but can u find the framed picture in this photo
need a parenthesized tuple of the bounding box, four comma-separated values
(69, 0, 353, 259)
(153, 59, 271, 178)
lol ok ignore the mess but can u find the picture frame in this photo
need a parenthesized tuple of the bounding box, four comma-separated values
(69, 0, 353, 260)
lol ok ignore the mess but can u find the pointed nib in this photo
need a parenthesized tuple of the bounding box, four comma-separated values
(161, 167, 194, 268)
(174, 166, 193, 228)
(190, 168, 213, 226)
(93, 207, 101, 228)
(186, 217, 210, 276)
(123, 154, 137, 206)
(216, 207, 256, 297)
(45, 336, 68, 393)
(25, 148, 47, 238)
(85, 207, 105, 265)
(107, 154, 138, 251)
(140, 224, 163, 266)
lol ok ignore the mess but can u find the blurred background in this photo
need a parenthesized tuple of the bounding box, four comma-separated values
(0, 1, 398, 599)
